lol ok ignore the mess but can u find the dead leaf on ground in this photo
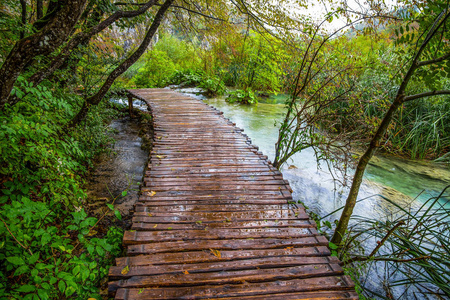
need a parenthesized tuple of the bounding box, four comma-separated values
(210, 248, 221, 258)
(121, 265, 129, 275)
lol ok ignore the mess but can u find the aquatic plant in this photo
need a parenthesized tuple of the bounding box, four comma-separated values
(342, 186, 450, 298)
(226, 88, 257, 104)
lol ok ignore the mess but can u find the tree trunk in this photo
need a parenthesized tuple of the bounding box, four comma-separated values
(330, 97, 403, 246)
(0, 0, 87, 110)
(27, 0, 157, 88)
(330, 10, 450, 246)
(36, 0, 43, 20)
(67, 0, 174, 128)
(19, 0, 27, 39)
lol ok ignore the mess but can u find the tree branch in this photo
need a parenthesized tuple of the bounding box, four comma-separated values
(68, 0, 175, 127)
(0, 0, 87, 109)
(417, 52, 450, 67)
(26, 0, 157, 89)
(0, 215, 33, 255)
(403, 90, 450, 102)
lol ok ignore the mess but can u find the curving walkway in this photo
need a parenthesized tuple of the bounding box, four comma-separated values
(108, 88, 358, 299)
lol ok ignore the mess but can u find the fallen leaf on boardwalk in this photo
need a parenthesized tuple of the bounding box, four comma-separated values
(157, 136, 162, 139)
(156, 155, 166, 159)
(183, 270, 189, 274)
(148, 191, 156, 197)
(168, 227, 173, 230)
(121, 265, 129, 275)
(148, 213, 153, 217)
(153, 224, 158, 228)
(210, 249, 221, 258)
(284, 247, 294, 251)
(138, 288, 144, 294)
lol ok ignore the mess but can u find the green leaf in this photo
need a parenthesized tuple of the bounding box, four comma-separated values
(28, 253, 39, 264)
(17, 284, 36, 293)
(58, 280, 66, 293)
(328, 242, 338, 250)
(114, 210, 122, 220)
(14, 265, 29, 276)
(37, 289, 49, 299)
(106, 203, 114, 210)
(121, 190, 127, 197)
(65, 286, 76, 297)
(72, 265, 80, 276)
(41, 233, 51, 245)
(7, 256, 25, 265)
(96, 245, 105, 256)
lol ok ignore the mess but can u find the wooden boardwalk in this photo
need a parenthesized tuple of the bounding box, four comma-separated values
(108, 89, 358, 299)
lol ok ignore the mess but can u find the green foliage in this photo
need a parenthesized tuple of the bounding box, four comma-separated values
(226, 88, 257, 104)
(120, 34, 202, 88)
(133, 49, 176, 88)
(169, 69, 203, 86)
(207, 30, 291, 93)
(199, 75, 227, 97)
(153, 33, 201, 70)
(0, 78, 124, 299)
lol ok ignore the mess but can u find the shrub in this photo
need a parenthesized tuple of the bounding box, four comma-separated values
(226, 88, 257, 104)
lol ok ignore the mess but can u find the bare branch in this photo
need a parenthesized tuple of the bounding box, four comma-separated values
(404, 90, 450, 102)
(417, 52, 450, 67)
(0, 216, 33, 255)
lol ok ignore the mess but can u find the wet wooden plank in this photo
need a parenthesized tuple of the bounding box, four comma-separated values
(115, 246, 331, 266)
(108, 89, 356, 299)
(123, 227, 317, 244)
(110, 256, 342, 278)
(126, 236, 330, 255)
(113, 276, 355, 299)
(131, 220, 316, 231)
(109, 264, 344, 290)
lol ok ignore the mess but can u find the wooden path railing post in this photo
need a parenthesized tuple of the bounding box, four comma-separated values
(127, 94, 133, 118)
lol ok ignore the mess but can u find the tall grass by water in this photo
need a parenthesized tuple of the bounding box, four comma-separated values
(343, 186, 450, 299)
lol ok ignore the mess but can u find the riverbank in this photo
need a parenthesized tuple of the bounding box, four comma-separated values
(83, 106, 152, 297)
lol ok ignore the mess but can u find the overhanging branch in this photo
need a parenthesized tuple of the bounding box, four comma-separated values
(403, 90, 450, 102)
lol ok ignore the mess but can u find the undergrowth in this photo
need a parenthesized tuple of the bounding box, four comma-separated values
(0, 78, 125, 299)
